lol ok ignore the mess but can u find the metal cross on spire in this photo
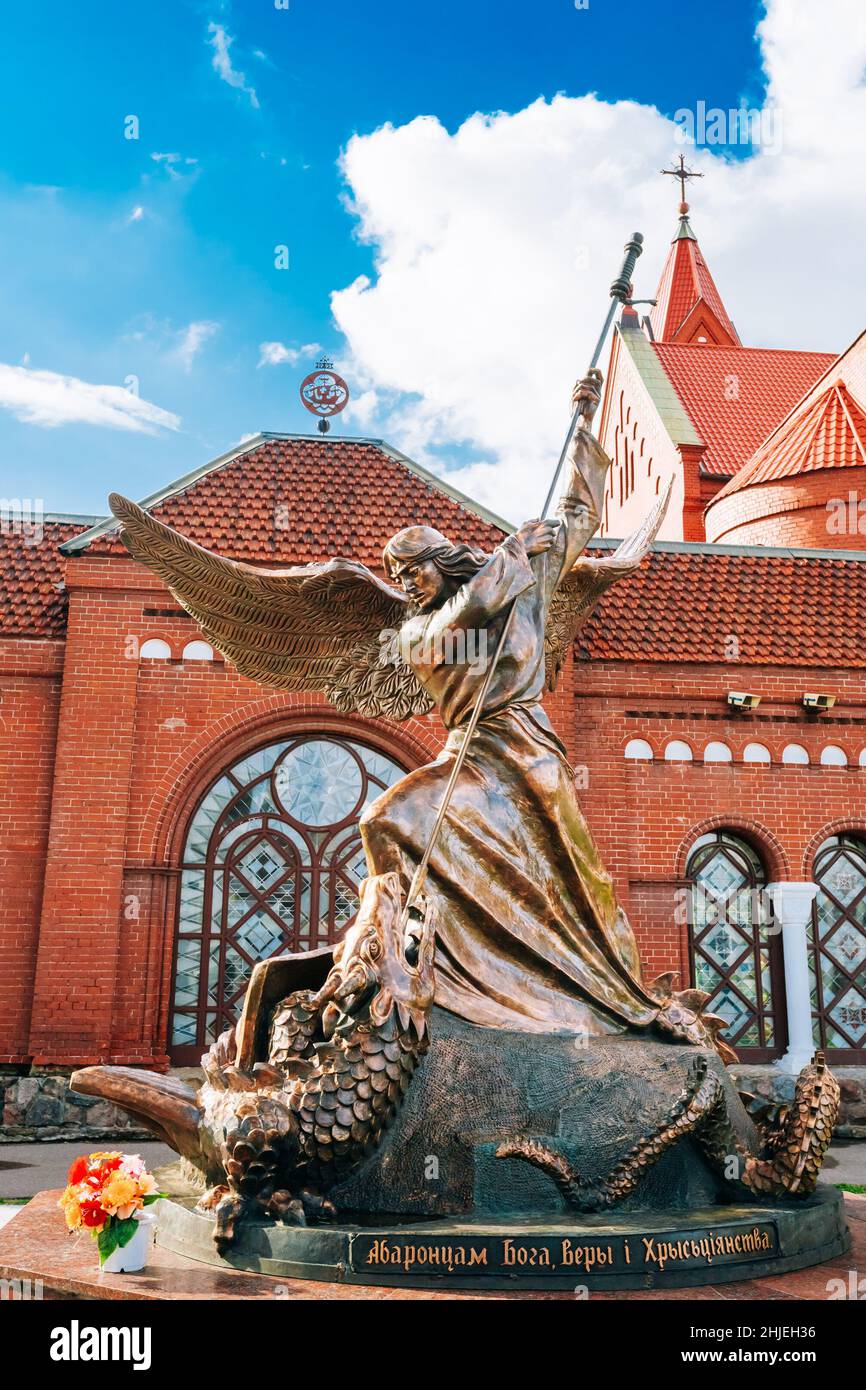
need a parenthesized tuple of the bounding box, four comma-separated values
(660, 153, 703, 208)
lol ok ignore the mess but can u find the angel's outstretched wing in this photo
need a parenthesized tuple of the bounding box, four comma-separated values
(108, 494, 433, 721)
(544, 479, 672, 691)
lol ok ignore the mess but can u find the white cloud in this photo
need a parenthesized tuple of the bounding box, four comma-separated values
(207, 23, 259, 109)
(150, 152, 199, 183)
(127, 204, 145, 223)
(172, 321, 220, 372)
(0, 363, 180, 433)
(341, 387, 381, 430)
(257, 340, 322, 368)
(331, 0, 866, 523)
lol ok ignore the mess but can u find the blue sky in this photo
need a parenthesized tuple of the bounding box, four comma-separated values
(0, 0, 811, 517)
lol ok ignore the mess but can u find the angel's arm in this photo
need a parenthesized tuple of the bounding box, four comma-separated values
(535, 374, 611, 602)
(543, 479, 672, 691)
(549, 427, 610, 581)
(420, 534, 536, 643)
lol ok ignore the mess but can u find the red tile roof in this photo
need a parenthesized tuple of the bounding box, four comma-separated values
(0, 520, 80, 638)
(7, 441, 866, 674)
(86, 437, 505, 567)
(713, 381, 866, 500)
(582, 546, 866, 668)
(649, 219, 740, 346)
(653, 344, 836, 479)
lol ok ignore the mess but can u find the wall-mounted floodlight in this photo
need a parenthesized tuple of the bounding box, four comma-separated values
(803, 693, 836, 711)
(727, 692, 761, 711)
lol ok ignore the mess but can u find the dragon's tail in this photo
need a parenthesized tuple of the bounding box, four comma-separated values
(496, 1058, 723, 1211)
(70, 1065, 202, 1163)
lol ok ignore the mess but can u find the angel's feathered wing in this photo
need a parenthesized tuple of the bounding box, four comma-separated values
(544, 480, 673, 691)
(108, 495, 433, 722)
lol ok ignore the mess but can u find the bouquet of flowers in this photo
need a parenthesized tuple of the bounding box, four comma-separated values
(58, 1151, 165, 1265)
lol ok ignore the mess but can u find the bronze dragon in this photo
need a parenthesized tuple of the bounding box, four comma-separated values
(71, 872, 840, 1249)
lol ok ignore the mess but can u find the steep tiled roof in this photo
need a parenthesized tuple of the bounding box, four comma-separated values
(713, 381, 866, 500)
(649, 216, 740, 346)
(0, 519, 85, 638)
(68, 436, 507, 566)
(653, 344, 836, 479)
(581, 544, 866, 667)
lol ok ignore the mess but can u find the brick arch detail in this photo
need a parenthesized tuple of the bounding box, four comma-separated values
(803, 818, 866, 877)
(675, 815, 790, 882)
(620, 734, 660, 757)
(137, 631, 176, 659)
(136, 693, 442, 868)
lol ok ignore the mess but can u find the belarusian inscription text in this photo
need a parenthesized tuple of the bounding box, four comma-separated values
(352, 1225, 776, 1277)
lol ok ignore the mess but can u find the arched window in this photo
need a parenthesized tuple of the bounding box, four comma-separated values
(686, 832, 785, 1059)
(782, 743, 810, 765)
(140, 638, 171, 659)
(664, 739, 693, 761)
(821, 745, 848, 767)
(810, 835, 866, 1061)
(743, 743, 771, 764)
(703, 741, 732, 763)
(624, 738, 653, 760)
(169, 734, 406, 1063)
(182, 640, 214, 661)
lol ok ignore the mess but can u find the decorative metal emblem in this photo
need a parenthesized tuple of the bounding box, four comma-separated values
(299, 355, 349, 433)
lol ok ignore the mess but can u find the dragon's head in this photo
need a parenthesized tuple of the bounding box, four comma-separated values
(318, 871, 436, 1040)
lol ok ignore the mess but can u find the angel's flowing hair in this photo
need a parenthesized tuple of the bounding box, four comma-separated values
(428, 542, 489, 582)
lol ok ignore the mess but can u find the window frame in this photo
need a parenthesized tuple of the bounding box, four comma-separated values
(686, 831, 787, 1062)
(167, 732, 406, 1064)
(810, 834, 866, 1063)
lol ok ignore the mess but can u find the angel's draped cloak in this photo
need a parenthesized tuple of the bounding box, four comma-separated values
(360, 429, 663, 1035)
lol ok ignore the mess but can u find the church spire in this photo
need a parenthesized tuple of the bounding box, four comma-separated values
(649, 157, 740, 346)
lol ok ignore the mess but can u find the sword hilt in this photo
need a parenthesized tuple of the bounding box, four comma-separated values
(609, 232, 644, 303)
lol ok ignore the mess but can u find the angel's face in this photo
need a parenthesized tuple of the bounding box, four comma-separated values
(396, 557, 450, 611)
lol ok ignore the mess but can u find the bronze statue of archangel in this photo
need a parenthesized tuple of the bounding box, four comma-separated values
(81, 370, 849, 1251)
(108, 374, 730, 1060)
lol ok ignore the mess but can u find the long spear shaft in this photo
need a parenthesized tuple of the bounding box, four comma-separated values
(400, 232, 644, 927)
(541, 234, 642, 516)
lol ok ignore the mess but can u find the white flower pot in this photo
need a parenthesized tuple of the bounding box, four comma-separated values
(101, 1210, 157, 1273)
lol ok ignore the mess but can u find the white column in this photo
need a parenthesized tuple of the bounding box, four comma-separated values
(767, 881, 818, 1074)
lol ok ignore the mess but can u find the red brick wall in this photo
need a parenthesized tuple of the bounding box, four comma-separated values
(4, 552, 866, 1067)
(706, 468, 866, 548)
(570, 657, 866, 985)
(0, 638, 65, 1062)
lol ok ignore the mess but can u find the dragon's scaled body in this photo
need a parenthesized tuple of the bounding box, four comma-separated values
(194, 872, 435, 1250)
(496, 1053, 841, 1210)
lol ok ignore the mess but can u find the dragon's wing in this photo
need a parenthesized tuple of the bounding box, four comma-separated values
(544, 479, 672, 691)
(108, 494, 433, 721)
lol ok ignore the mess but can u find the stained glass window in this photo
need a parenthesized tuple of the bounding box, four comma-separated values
(687, 832, 785, 1059)
(169, 735, 405, 1062)
(810, 835, 866, 1061)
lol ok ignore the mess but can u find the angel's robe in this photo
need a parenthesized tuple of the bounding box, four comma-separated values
(360, 430, 664, 1034)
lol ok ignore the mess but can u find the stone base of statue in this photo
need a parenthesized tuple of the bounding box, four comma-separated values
(144, 1011, 848, 1290)
(154, 1187, 847, 1291)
